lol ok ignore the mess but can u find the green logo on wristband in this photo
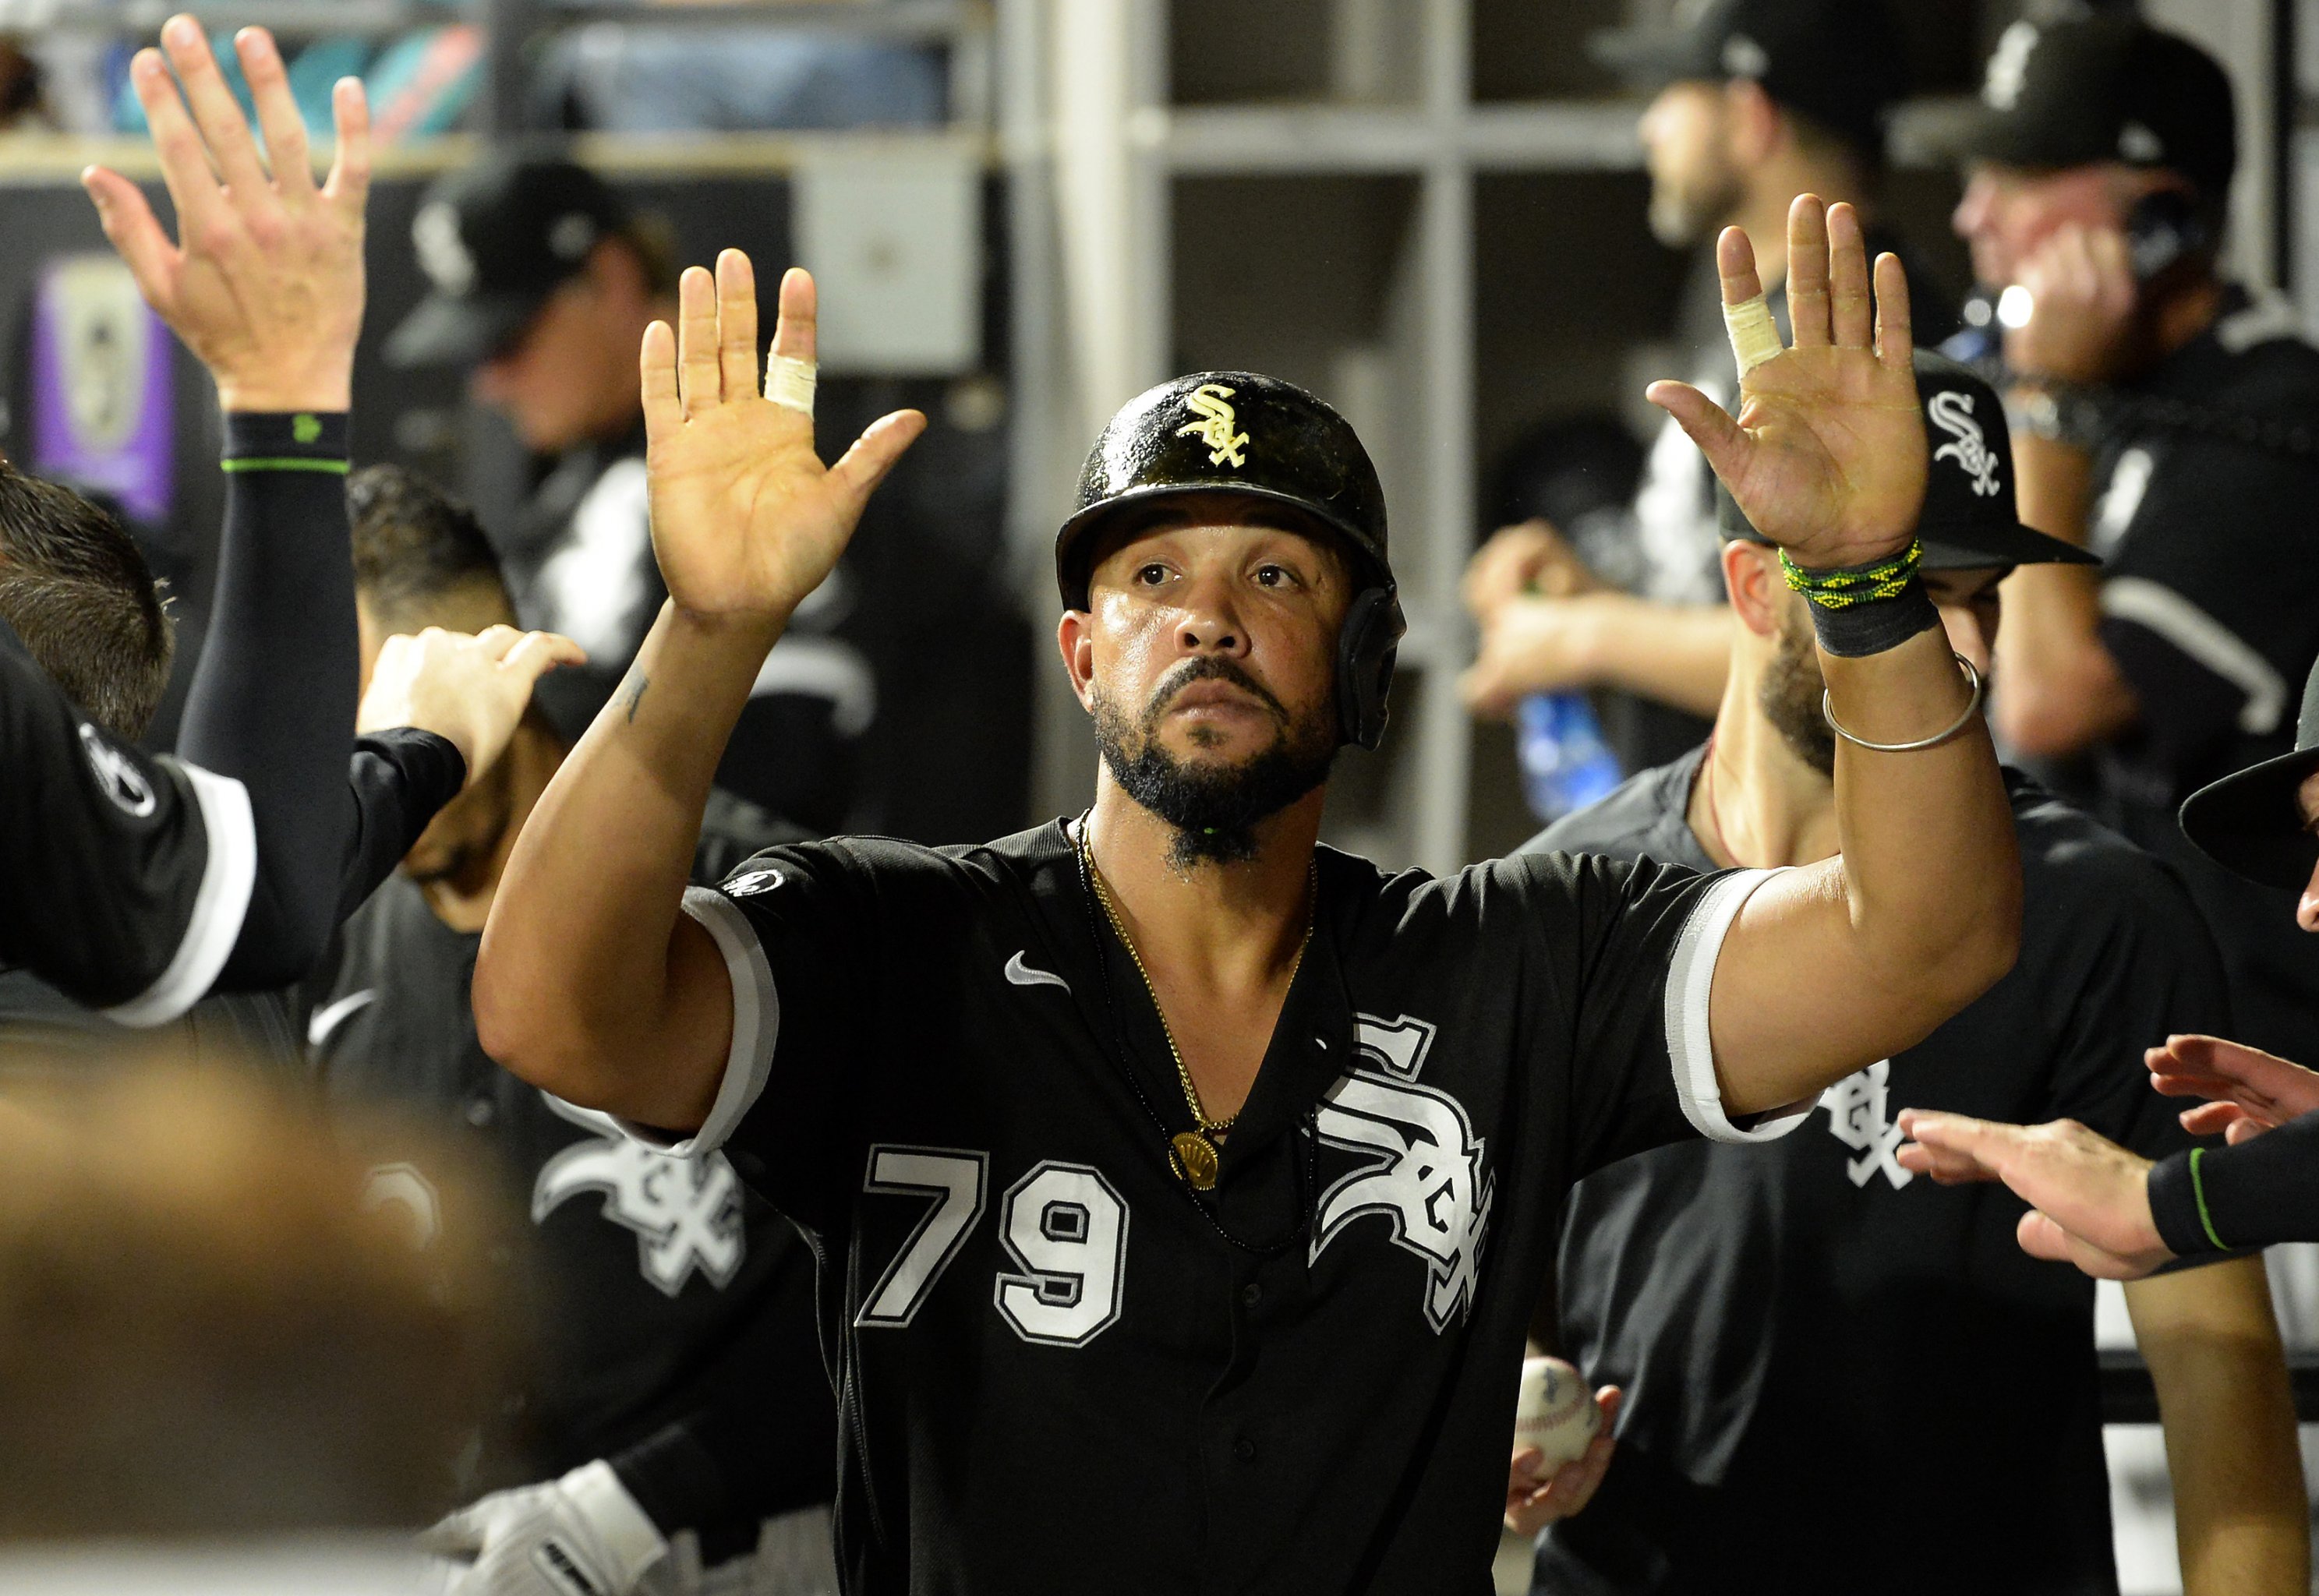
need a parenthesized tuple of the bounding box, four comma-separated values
(292, 412, 322, 445)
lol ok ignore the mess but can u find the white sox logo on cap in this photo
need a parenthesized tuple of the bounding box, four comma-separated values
(1982, 19, 2038, 110)
(412, 202, 476, 298)
(1928, 389, 2002, 498)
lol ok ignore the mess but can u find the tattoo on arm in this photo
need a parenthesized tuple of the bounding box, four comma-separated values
(617, 670, 649, 723)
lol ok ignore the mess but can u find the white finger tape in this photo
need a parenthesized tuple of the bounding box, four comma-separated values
(1723, 293, 1784, 379)
(765, 354, 818, 415)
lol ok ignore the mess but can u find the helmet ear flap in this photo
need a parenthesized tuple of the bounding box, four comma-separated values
(1336, 586, 1405, 750)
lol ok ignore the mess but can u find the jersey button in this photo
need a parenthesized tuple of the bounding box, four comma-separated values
(1233, 1436, 1257, 1462)
(465, 1098, 494, 1128)
(1241, 1282, 1262, 1308)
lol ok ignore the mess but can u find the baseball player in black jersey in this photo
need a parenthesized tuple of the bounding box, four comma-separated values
(0, 19, 574, 1050)
(313, 466, 838, 1596)
(1516, 355, 2305, 1595)
(478, 198, 2020, 1591)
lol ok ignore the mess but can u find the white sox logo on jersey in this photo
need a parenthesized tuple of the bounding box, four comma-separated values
(535, 1096, 745, 1296)
(1928, 389, 2001, 498)
(1821, 1061, 1912, 1190)
(1310, 1014, 1494, 1332)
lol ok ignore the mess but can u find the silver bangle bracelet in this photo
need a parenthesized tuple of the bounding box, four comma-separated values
(1819, 653, 1985, 754)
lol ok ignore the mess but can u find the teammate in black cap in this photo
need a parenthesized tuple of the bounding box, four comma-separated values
(1515, 354, 2306, 1596)
(1464, 0, 1952, 770)
(387, 150, 870, 835)
(1943, 12, 2319, 1065)
(476, 199, 2020, 1590)
(1903, 652, 2319, 1276)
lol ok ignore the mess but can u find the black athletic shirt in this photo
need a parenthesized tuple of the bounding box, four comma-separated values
(627, 818, 1801, 1593)
(2076, 289, 2319, 1061)
(311, 791, 833, 1559)
(1525, 750, 2228, 1596)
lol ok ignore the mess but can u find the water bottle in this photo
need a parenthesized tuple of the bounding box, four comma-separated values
(1517, 692, 1622, 824)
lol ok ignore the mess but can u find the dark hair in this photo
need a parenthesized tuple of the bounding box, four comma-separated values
(348, 464, 510, 627)
(0, 464, 174, 740)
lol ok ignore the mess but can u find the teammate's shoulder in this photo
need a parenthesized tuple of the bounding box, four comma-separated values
(1524, 754, 1703, 866)
(2194, 292, 2319, 408)
(694, 786, 815, 886)
(2004, 768, 2197, 913)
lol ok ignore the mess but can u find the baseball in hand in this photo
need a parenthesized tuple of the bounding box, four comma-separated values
(1515, 1356, 1600, 1472)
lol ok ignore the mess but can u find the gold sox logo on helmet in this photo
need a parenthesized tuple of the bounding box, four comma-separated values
(1175, 383, 1250, 468)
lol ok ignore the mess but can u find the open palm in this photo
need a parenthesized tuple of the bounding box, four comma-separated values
(1649, 196, 1926, 570)
(642, 254, 924, 620)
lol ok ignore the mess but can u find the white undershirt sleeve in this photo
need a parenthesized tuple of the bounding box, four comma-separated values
(1663, 867, 1814, 1145)
(612, 886, 781, 1156)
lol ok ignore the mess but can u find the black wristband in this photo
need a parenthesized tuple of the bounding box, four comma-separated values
(1803, 574, 1942, 658)
(2145, 1149, 2222, 1257)
(221, 410, 349, 471)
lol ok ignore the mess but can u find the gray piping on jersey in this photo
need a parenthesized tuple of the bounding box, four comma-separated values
(2216, 288, 2303, 355)
(306, 987, 376, 1049)
(103, 761, 256, 1029)
(748, 632, 877, 736)
(613, 885, 781, 1157)
(1663, 867, 1810, 1145)
(2099, 576, 2289, 735)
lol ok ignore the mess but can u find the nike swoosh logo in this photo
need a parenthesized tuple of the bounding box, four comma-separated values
(1004, 950, 1069, 993)
(307, 988, 376, 1049)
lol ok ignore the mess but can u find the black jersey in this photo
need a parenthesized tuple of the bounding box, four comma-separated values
(2079, 289, 2319, 1060)
(631, 818, 1794, 1593)
(1525, 750, 2228, 1596)
(311, 790, 833, 1556)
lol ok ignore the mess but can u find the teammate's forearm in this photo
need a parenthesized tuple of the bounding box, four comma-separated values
(477, 601, 783, 1106)
(1992, 427, 2138, 754)
(2132, 1259, 2310, 1596)
(179, 411, 360, 987)
(1578, 598, 1731, 717)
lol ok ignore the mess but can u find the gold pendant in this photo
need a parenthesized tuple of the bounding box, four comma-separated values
(1171, 1131, 1221, 1191)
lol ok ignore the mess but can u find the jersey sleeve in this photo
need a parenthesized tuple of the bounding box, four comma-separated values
(2148, 1110, 2319, 1257)
(1522, 852, 1805, 1176)
(612, 840, 884, 1228)
(0, 623, 254, 1022)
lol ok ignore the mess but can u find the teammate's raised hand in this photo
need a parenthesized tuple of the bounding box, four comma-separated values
(1647, 196, 1926, 570)
(2148, 1034, 2319, 1145)
(642, 253, 924, 623)
(359, 626, 585, 791)
(82, 16, 369, 414)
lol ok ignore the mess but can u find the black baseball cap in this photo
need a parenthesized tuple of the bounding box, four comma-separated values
(385, 150, 631, 369)
(2178, 658, 2319, 894)
(1589, 0, 1909, 154)
(1943, 13, 2236, 202)
(1720, 350, 2100, 573)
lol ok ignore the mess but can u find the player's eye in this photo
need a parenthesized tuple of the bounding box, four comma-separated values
(1254, 564, 1294, 589)
(1134, 563, 1170, 586)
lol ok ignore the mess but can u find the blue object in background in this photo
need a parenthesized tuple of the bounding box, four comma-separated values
(1517, 692, 1622, 824)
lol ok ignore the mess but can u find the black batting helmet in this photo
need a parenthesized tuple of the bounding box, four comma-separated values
(1054, 372, 1405, 749)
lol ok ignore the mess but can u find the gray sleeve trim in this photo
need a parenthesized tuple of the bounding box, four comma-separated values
(612, 886, 779, 1157)
(102, 761, 256, 1029)
(1663, 867, 1812, 1145)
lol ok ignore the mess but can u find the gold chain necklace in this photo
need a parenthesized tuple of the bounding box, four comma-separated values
(1080, 830, 1317, 1192)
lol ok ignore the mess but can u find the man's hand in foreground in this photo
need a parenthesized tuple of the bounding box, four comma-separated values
(359, 627, 585, 789)
(2149, 1034, 2319, 1146)
(83, 16, 369, 414)
(1648, 194, 1925, 570)
(1505, 1388, 1621, 1537)
(644, 252, 923, 628)
(1896, 1109, 2172, 1280)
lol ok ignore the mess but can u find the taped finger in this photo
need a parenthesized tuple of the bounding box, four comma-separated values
(765, 352, 817, 416)
(1723, 293, 1783, 379)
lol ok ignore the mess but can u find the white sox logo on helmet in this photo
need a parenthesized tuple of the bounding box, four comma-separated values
(1175, 383, 1250, 468)
(1310, 1014, 1494, 1332)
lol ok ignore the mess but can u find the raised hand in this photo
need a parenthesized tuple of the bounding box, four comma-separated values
(1647, 196, 1925, 570)
(2149, 1034, 2319, 1145)
(358, 627, 585, 789)
(1894, 1110, 2171, 1280)
(642, 252, 924, 623)
(82, 16, 369, 414)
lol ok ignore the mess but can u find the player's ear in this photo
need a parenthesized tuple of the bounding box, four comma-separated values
(1057, 609, 1098, 711)
(1723, 541, 1786, 640)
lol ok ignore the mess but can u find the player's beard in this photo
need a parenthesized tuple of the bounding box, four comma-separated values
(1648, 155, 1743, 249)
(1092, 656, 1338, 871)
(1759, 598, 1837, 778)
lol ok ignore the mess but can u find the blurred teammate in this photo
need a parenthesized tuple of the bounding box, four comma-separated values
(1518, 357, 2303, 1596)
(313, 466, 837, 1596)
(1903, 655, 2319, 1274)
(1945, 12, 2319, 1060)
(1464, 0, 1950, 768)
(473, 203, 2023, 1589)
(0, 18, 565, 1049)
(387, 150, 869, 832)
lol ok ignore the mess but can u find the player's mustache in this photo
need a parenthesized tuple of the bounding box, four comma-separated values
(1142, 656, 1289, 729)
